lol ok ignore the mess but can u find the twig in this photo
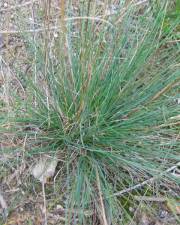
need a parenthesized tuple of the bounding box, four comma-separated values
(42, 182, 47, 225)
(134, 196, 166, 202)
(135, 0, 148, 6)
(31, 0, 38, 108)
(0, 27, 58, 34)
(66, 16, 112, 28)
(0, 191, 8, 220)
(151, 80, 179, 102)
(167, 39, 180, 43)
(0, 16, 113, 34)
(113, 162, 180, 197)
(96, 169, 108, 225)
(153, 121, 180, 129)
(169, 115, 180, 121)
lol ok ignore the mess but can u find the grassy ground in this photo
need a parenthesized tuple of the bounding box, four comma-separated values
(0, 0, 180, 224)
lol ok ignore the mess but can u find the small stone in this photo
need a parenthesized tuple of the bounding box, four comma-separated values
(56, 204, 63, 210)
(4, 3, 8, 8)
(129, 207, 134, 212)
(159, 210, 168, 219)
(54, 33, 58, 38)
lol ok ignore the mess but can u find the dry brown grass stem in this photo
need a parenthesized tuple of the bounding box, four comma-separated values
(151, 79, 180, 102)
(96, 168, 108, 225)
(0, 16, 113, 34)
(113, 162, 180, 197)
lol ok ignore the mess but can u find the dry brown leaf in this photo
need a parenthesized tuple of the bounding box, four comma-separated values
(175, 205, 180, 214)
(31, 156, 58, 183)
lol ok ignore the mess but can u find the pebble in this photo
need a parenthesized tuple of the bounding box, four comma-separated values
(4, 3, 8, 8)
(54, 33, 58, 38)
(159, 210, 168, 219)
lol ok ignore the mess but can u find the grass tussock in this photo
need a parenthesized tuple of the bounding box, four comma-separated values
(1, 0, 180, 224)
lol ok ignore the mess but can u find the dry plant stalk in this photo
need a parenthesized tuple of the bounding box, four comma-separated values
(96, 169, 108, 225)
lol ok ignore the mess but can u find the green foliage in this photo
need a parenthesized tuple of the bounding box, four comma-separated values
(2, 1, 180, 224)
(156, 0, 180, 37)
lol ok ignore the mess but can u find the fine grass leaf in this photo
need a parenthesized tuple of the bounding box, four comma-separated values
(2, 1, 180, 224)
